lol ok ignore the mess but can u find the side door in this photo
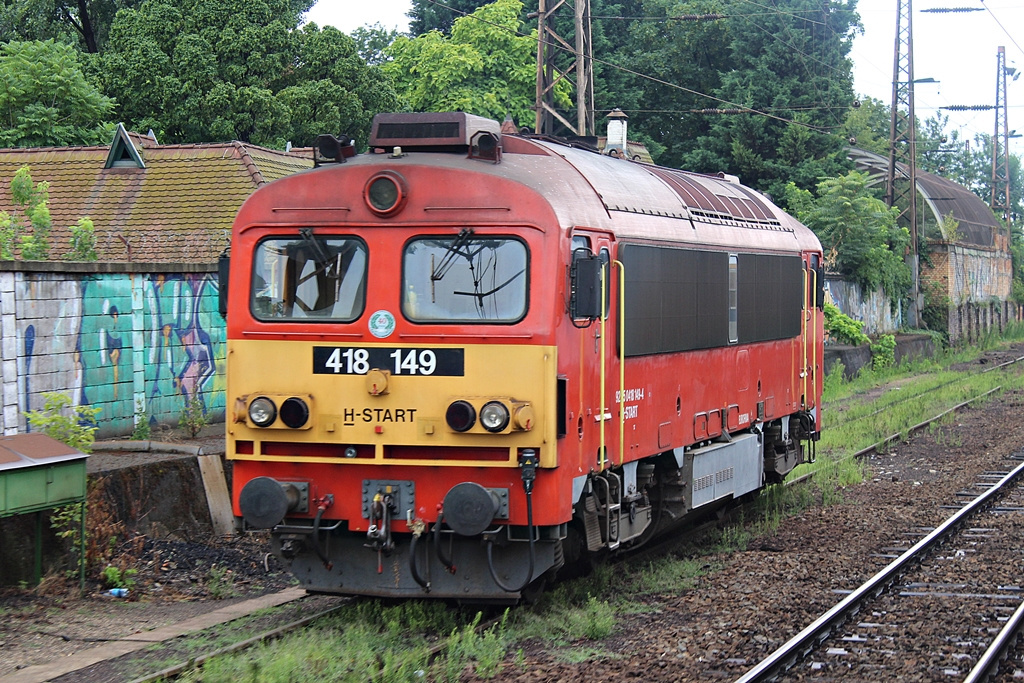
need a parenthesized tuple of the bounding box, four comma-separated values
(570, 229, 619, 472)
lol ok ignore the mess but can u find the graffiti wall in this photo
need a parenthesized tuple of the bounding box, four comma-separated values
(0, 264, 225, 438)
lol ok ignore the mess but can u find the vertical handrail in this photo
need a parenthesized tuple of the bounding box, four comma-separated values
(614, 260, 625, 466)
(801, 262, 808, 407)
(599, 259, 607, 470)
(810, 266, 818, 411)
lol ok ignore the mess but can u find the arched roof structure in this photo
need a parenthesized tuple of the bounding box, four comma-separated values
(848, 147, 1002, 247)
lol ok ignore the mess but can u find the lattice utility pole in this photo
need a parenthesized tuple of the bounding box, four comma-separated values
(534, 0, 595, 136)
(887, 0, 920, 327)
(993, 46, 1011, 231)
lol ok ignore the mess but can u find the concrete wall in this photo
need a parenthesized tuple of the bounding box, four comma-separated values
(0, 262, 224, 438)
(827, 271, 1017, 345)
(824, 277, 900, 335)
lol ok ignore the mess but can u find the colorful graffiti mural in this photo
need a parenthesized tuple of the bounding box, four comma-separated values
(10, 270, 225, 438)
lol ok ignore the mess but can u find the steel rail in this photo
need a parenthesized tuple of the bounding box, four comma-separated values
(962, 593, 1024, 683)
(735, 455, 1024, 683)
(835, 354, 1024, 427)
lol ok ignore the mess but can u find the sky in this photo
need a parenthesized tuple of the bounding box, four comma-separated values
(305, 0, 1024, 154)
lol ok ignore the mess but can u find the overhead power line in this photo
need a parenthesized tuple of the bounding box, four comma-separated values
(420, 0, 849, 134)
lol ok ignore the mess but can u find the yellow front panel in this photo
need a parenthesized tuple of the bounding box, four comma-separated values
(227, 340, 558, 467)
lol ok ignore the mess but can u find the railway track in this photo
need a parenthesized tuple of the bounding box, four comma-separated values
(736, 451, 1024, 682)
(46, 363, 1023, 683)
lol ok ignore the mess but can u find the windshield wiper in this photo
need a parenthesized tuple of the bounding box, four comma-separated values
(298, 227, 343, 280)
(430, 228, 475, 282)
(454, 268, 525, 305)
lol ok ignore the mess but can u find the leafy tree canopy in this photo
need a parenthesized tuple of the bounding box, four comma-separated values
(661, 0, 859, 198)
(350, 23, 400, 65)
(841, 96, 889, 156)
(385, 0, 553, 126)
(0, 0, 140, 52)
(409, 0, 487, 35)
(0, 39, 115, 147)
(99, 0, 398, 148)
(786, 170, 911, 300)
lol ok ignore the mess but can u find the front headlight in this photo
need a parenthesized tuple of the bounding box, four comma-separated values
(446, 400, 476, 432)
(248, 397, 277, 427)
(480, 401, 510, 432)
(279, 397, 309, 428)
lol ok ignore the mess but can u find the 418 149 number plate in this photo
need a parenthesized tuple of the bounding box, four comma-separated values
(312, 346, 464, 376)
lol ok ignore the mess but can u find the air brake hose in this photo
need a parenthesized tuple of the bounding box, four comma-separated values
(409, 530, 430, 592)
(487, 451, 538, 593)
(434, 514, 457, 574)
(310, 503, 333, 570)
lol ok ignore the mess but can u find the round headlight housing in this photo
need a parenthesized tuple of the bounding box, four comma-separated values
(446, 400, 476, 432)
(480, 401, 510, 433)
(248, 397, 277, 427)
(279, 397, 309, 429)
(364, 171, 407, 216)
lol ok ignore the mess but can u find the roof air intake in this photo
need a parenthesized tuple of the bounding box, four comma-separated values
(369, 112, 501, 153)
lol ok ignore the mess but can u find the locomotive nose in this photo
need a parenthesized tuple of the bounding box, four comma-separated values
(442, 482, 501, 536)
(239, 476, 301, 529)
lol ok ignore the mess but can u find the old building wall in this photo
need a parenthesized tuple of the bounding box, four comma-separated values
(823, 277, 900, 336)
(921, 242, 1015, 343)
(0, 262, 224, 438)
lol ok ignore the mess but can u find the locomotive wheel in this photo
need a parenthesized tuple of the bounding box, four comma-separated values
(558, 522, 593, 579)
(520, 576, 548, 604)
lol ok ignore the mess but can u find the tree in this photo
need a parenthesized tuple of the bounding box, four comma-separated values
(350, 23, 400, 65)
(409, 0, 487, 35)
(385, 0, 552, 125)
(0, 40, 115, 147)
(0, 166, 99, 261)
(0, 0, 151, 53)
(668, 0, 858, 198)
(619, 0, 732, 164)
(786, 170, 911, 301)
(0, 166, 51, 260)
(99, 0, 398, 148)
(842, 96, 890, 156)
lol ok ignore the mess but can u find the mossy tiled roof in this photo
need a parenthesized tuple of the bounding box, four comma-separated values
(0, 132, 313, 263)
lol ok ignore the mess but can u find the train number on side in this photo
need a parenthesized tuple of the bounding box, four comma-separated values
(313, 347, 465, 376)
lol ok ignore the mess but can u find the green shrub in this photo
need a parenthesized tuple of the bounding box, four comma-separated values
(823, 302, 869, 346)
(870, 333, 897, 369)
(24, 392, 100, 452)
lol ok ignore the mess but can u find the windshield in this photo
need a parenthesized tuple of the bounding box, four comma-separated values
(251, 234, 367, 321)
(403, 232, 528, 322)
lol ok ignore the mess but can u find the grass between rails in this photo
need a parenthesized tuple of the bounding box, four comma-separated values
(172, 330, 1024, 682)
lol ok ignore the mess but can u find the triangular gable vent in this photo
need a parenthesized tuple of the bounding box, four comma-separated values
(104, 123, 145, 169)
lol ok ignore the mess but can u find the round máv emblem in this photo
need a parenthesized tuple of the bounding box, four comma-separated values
(368, 310, 396, 339)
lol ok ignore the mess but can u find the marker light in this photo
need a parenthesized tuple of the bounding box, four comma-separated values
(279, 397, 310, 429)
(480, 401, 510, 432)
(248, 397, 277, 427)
(446, 400, 476, 432)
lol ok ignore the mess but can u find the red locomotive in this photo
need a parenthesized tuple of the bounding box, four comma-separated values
(225, 111, 823, 600)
